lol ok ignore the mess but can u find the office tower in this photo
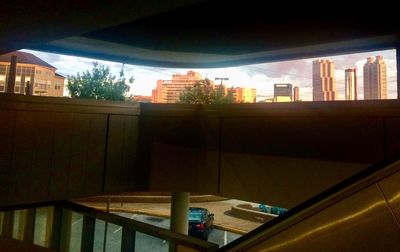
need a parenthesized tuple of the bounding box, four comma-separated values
(274, 83, 293, 102)
(293, 86, 300, 101)
(312, 59, 336, 101)
(152, 71, 203, 103)
(345, 68, 357, 100)
(0, 51, 65, 97)
(152, 72, 257, 103)
(363, 56, 387, 100)
(240, 87, 257, 103)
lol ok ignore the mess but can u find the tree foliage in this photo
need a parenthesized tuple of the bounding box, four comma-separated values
(178, 79, 234, 104)
(67, 62, 134, 101)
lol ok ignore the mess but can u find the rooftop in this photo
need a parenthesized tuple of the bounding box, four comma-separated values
(0, 51, 56, 69)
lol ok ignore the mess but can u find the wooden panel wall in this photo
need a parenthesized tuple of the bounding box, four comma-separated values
(0, 95, 140, 207)
(104, 115, 138, 194)
(0, 110, 16, 205)
(135, 116, 219, 193)
(0, 109, 128, 206)
(3, 97, 400, 211)
(219, 117, 386, 208)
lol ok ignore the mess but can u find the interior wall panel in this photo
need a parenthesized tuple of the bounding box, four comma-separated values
(84, 114, 107, 196)
(48, 113, 74, 200)
(219, 153, 367, 208)
(10, 111, 36, 204)
(136, 116, 219, 193)
(67, 114, 91, 198)
(30, 112, 56, 202)
(220, 117, 385, 207)
(119, 115, 138, 192)
(0, 110, 16, 205)
(104, 115, 126, 193)
(385, 117, 400, 160)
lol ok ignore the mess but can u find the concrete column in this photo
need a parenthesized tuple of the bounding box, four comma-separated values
(6, 55, 17, 94)
(170, 192, 190, 235)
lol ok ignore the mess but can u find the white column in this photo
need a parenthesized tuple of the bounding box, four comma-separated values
(170, 192, 190, 235)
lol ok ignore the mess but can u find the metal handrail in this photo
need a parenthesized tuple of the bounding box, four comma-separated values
(0, 200, 218, 252)
(219, 157, 400, 251)
(60, 201, 218, 251)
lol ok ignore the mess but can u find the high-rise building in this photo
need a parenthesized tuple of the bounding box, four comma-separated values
(0, 51, 65, 97)
(363, 56, 387, 100)
(239, 87, 257, 103)
(312, 59, 336, 101)
(345, 68, 357, 100)
(222, 87, 256, 103)
(274, 83, 292, 102)
(293, 86, 300, 101)
(151, 71, 203, 103)
(152, 71, 257, 103)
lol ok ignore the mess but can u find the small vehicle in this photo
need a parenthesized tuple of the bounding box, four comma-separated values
(259, 204, 287, 216)
(188, 207, 214, 240)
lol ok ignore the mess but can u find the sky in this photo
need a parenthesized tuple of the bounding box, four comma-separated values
(21, 49, 397, 101)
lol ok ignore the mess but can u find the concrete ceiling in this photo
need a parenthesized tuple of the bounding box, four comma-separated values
(1, 0, 399, 67)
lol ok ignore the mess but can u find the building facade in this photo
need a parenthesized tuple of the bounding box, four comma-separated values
(345, 68, 357, 100)
(151, 71, 204, 103)
(152, 71, 256, 103)
(230, 87, 256, 103)
(312, 59, 336, 101)
(0, 51, 65, 97)
(274, 83, 293, 102)
(363, 56, 387, 100)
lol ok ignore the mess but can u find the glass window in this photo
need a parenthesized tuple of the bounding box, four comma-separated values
(60, 210, 83, 252)
(105, 223, 122, 252)
(0, 212, 4, 235)
(13, 209, 28, 240)
(34, 207, 54, 248)
(0, 66, 6, 75)
(135, 232, 168, 252)
(188, 212, 203, 222)
(93, 219, 106, 252)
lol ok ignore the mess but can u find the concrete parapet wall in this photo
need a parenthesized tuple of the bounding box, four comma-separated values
(77, 195, 227, 203)
(230, 204, 277, 223)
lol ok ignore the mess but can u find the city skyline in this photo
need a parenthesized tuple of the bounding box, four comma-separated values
(20, 49, 397, 101)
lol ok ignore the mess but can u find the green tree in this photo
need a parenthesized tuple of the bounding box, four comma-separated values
(67, 62, 134, 101)
(178, 78, 235, 104)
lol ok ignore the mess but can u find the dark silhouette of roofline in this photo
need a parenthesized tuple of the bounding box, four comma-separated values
(0, 51, 56, 69)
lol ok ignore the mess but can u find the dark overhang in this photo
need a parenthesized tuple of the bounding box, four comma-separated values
(1, 0, 399, 68)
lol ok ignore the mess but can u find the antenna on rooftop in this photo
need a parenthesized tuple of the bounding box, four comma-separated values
(215, 77, 229, 85)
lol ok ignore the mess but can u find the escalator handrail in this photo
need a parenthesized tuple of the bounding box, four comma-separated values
(219, 156, 400, 251)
